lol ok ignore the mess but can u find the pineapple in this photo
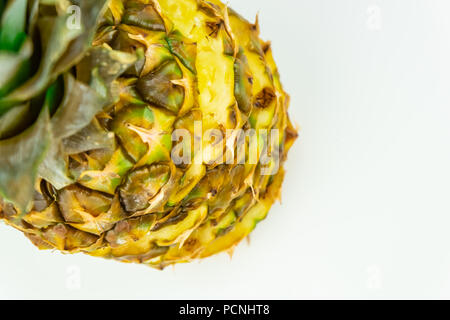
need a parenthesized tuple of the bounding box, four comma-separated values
(0, 0, 297, 269)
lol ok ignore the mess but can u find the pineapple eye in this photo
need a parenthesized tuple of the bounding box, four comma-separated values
(254, 87, 276, 109)
(122, 0, 166, 32)
(120, 164, 170, 213)
(136, 60, 185, 113)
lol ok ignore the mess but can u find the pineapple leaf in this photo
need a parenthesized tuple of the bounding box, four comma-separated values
(0, 0, 27, 52)
(0, 15, 79, 112)
(27, 0, 39, 36)
(38, 142, 73, 190)
(0, 38, 32, 98)
(53, 0, 110, 75)
(0, 0, 109, 114)
(43, 76, 64, 116)
(38, 74, 107, 189)
(51, 74, 105, 139)
(41, 46, 137, 188)
(0, 102, 30, 139)
(76, 46, 137, 106)
(0, 106, 51, 213)
(78, 47, 137, 88)
(62, 119, 115, 155)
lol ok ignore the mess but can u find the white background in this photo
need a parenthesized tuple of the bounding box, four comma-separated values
(1, 0, 450, 299)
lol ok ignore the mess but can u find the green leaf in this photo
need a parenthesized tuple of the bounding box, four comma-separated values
(0, 0, 117, 209)
(0, 102, 30, 139)
(7, 83, 65, 197)
(0, 106, 52, 213)
(0, 0, 110, 113)
(37, 74, 106, 189)
(0, 38, 32, 99)
(53, 0, 110, 75)
(38, 142, 73, 190)
(78, 47, 137, 88)
(0, 0, 27, 52)
(0, 14, 80, 112)
(51, 74, 105, 139)
(27, 0, 40, 36)
(62, 118, 115, 155)
(42, 76, 64, 116)
(76, 46, 137, 107)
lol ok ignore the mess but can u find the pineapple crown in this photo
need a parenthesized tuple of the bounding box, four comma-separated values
(0, 0, 137, 213)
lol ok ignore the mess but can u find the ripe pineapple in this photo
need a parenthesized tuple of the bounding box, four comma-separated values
(0, 0, 297, 268)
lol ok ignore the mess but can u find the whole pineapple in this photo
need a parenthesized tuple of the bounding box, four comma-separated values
(0, 0, 297, 268)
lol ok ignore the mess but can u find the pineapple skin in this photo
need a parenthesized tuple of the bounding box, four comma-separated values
(0, 0, 297, 269)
